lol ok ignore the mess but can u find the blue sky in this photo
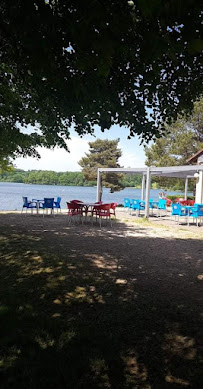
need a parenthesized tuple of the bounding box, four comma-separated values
(14, 125, 147, 172)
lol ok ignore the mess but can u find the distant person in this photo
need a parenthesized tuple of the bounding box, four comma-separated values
(159, 192, 166, 199)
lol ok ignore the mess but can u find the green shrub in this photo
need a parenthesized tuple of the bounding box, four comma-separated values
(167, 195, 195, 201)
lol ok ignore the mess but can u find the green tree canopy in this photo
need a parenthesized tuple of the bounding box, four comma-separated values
(144, 98, 203, 190)
(0, 0, 202, 161)
(78, 138, 124, 192)
(0, 157, 13, 174)
(145, 98, 203, 167)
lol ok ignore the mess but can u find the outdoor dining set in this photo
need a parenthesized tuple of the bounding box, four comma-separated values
(22, 196, 117, 226)
(22, 197, 61, 215)
(22, 195, 203, 226)
(66, 200, 117, 227)
(124, 197, 171, 219)
(124, 197, 203, 226)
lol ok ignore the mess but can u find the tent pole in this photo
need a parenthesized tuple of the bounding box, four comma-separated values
(195, 171, 203, 203)
(96, 169, 102, 201)
(184, 177, 188, 200)
(145, 167, 151, 218)
(141, 174, 145, 200)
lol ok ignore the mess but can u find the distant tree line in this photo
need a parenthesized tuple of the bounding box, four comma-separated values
(0, 169, 143, 188)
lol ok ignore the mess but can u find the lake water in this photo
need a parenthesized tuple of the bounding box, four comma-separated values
(0, 182, 190, 211)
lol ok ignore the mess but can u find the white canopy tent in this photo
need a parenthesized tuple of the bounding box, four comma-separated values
(96, 165, 203, 218)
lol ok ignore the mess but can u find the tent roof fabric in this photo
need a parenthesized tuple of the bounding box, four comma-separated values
(98, 165, 203, 178)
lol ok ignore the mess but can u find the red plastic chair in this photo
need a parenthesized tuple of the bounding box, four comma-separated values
(70, 200, 88, 217)
(187, 200, 195, 206)
(175, 198, 185, 204)
(166, 198, 172, 207)
(179, 199, 187, 205)
(66, 202, 83, 224)
(96, 203, 112, 227)
(110, 202, 117, 218)
(88, 201, 102, 220)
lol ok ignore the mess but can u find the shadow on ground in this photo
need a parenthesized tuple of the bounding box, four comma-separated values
(0, 214, 202, 389)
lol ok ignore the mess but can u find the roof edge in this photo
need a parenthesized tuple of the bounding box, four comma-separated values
(187, 149, 203, 164)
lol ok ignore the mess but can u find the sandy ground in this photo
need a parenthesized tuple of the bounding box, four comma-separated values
(2, 205, 203, 236)
(0, 208, 202, 282)
(115, 207, 203, 237)
(0, 209, 202, 388)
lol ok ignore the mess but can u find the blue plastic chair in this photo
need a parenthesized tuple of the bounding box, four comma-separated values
(131, 199, 145, 216)
(42, 198, 54, 216)
(158, 199, 167, 217)
(171, 203, 188, 224)
(171, 203, 180, 221)
(149, 199, 158, 214)
(54, 197, 61, 213)
(22, 197, 37, 214)
(187, 204, 203, 226)
(124, 198, 132, 211)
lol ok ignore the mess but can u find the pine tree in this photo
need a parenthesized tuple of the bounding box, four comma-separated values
(78, 139, 124, 192)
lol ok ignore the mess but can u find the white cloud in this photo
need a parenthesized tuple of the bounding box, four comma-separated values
(120, 151, 146, 168)
(14, 133, 146, 171)
(14, 136, 89, 172)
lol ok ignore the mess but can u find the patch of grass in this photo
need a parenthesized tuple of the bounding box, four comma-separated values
(119, 215, 203, 239)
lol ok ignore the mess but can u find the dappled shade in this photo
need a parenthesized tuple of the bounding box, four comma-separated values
(0, 214, 202, 388)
